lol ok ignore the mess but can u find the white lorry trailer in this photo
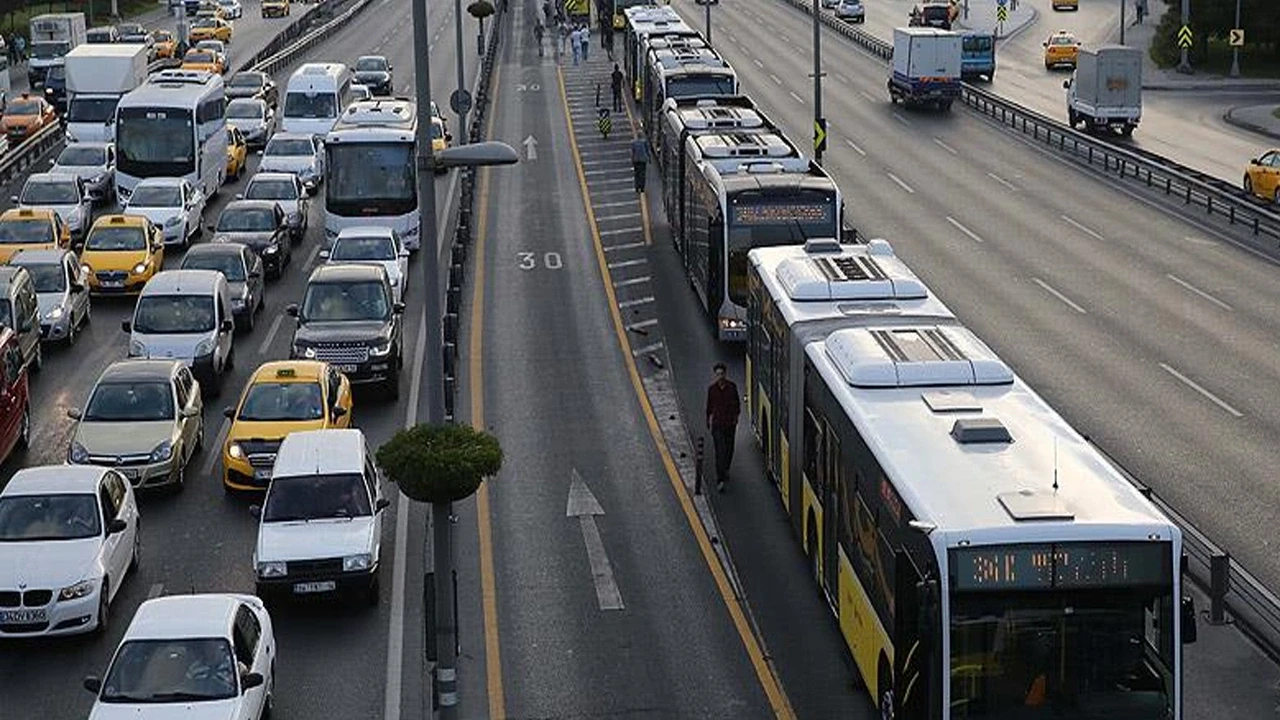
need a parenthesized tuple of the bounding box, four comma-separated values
(887, 26, 962, 111)
(64, 44, 150, 144)
(28, 12, 87, 88)
(1064, 45, 1142, 136)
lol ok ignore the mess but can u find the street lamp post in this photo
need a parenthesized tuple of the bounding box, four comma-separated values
(704, 0, 711, 44)
(812, 0, 823, 164)
(1229, 0, 1241, 77)
(455, 0, 470, 132)
(1119, 0, 1125, 45)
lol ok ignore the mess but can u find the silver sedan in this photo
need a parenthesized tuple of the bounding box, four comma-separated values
(49, 143, 116, 204)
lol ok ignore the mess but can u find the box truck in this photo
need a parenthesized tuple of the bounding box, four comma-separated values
(888, 27, 962, 111)
(1064, 45, 1142, 136)
(28, 13, 87, 88)
(64, 44, 150, 143)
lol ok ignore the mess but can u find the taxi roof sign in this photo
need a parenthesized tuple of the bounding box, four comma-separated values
(276, 367, 297, 377)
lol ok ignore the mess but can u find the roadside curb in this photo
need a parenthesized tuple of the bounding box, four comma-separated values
(1145, 80, 1280, 92)
(1223, 106, 1280, 142)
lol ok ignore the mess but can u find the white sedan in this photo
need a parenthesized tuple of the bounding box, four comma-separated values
(85, 593, 276, 719)
(321, 226, 408, 302)
(123, 177, 206, 247)
(0, 465, 139, 638)
(217, 0, 244, 19)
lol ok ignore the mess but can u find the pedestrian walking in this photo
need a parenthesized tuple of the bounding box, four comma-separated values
(15, 35, 24, 64)
(534, 20, 545, 56)
(543, 0, 553, 25)
(580, 24, 590, 62)
(630, 134, 648, 192)
(705, 363, 740, 493)
(570, 25, 582, 65)
(603, 24, 615, 60)
(610, 63, 623, 112)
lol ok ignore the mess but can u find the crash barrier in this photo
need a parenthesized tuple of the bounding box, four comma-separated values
(442, 3, 505, 422)
(0, 122, 67, 186)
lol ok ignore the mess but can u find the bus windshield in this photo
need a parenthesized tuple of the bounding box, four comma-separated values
(116, 107, 195, 178)
(665, 75, 736, 99)
(326, 142, 416, 217)
(726, 189, 837, 305)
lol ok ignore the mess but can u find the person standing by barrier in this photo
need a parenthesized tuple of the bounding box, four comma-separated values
(705, 362, 740, 493)
(610, 63, 623, 112)
(533, 20, 545, 56)
(571, 23, 582, 65)
(580, 24, 590, 62)
(630, 133, 647, 192)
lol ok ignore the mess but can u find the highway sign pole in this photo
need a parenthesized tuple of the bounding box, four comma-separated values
(1119, 0, 1125, 45)
(704, 0, 711, 45)
(1229, 0, 1241, 77)
(1177, 0, 1190, 72)
(812, 0, 822, 163)
(455, 0, 470, 133)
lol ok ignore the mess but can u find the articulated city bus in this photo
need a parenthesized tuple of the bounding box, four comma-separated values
(640, 43, 737, 137)
(745, 240, 1198, 719)
(621, 5, 699, 102)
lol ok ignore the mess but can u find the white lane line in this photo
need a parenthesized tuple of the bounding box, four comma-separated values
(627, 318, 658, 330)
(1159, 363, 1243, 418)
(1031, 277, 1087, 314)
(257, 313, 286, 356)
(631, 341, 665, 356)
(607, 258, 647, 269)
(581, 159, 633, 168)
(600, 226, 642, 235)
(858, 90, 877, 102)
(613, 276, 651, 288)
(835, 72, 851, 84)
(618, 296, 655, 308)
(598, 212, 642, 221)
(595, 200, 640, 209)
(304, 241, 324, 268)
(789, 91, 805, 104)
(1183, 235, 1216, 247)
(593, 178, 637, 186)
(753, 58, 764, 68)
(199, 419, 231, 478)
(843, 138, 866, 156)
(1060, 214, 1104, 241)
(780, 33, 790, 42)
(147, 583, 164, 599)
(1167, 273, 1232, 311)
(585, 169, 628, 177)
(728, 32, 738, 42)
(886, 172, 915, 194)
(769, 73, 782, 85)
(933, 137, 958, 155)
(891, 112, 911, 126)
(986, 172, 1018, 191)
(945, 216, 984, 244)
(605, 241, 646, 252)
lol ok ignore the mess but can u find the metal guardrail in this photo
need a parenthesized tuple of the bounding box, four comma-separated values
(0, 121, 69, 185)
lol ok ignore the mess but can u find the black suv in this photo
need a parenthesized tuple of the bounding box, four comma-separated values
(287, 265, 404, 397)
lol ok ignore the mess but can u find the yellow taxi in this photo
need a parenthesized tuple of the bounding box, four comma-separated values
(222, 361, 354, 491)
(182, 48, 226, 75)
(152, 29, 178, 59)
(262, 0, 290, 18)
(195, 4, 229, 20)
(1051, 0, 1078, 9)
(189, 17, 233, 43)
(431, 117, 452, 173)
(0, 208, 70, 262)
(79, 215, 165, 294)
(1, 93, 58, 142)
(1043, 30, 1080, 70)
(1245, 149, 1280, 204)
(227, 126, 248, 180)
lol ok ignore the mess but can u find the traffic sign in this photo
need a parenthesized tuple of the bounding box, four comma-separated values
(813, 118, 827, 155)
(1229, 28, 1244, 47)
(996, 0, 1006, 6)
(996, 6, 1007, 21)
(450, 89, 473, 115)
(1177, 25, 1193, 49)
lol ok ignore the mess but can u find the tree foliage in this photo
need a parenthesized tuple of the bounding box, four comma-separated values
(1151, 0, 1280, 66)
(468, 0, 495, 18)
(376, 423, 503, 504)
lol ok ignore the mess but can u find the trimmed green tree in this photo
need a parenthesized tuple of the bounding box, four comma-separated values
(376, 423, 503, 503)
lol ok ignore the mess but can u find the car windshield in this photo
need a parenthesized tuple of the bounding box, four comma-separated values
(1051, 35, 1075, 45)
(100, 638, 238, 703)
(128, 185, 182, 208)
(57, 146, 108, 166)
(217, 208, 276, 232)
(0, 219, 54, 245)
(133, 295, 216, 334)
(67, 96, 119, 123)
(31, 42, 70, 59)
(153, 31, 172, 42)
(246, 179, 296, 201)
(356, 57, 387, 71)
(266, 138, 313, 156)
(182, 252, 245, 281)
(184, 52, 215, 64)
(238, 381, 324, 421)
(7, 100, 41, 116)
(301, 281, 389, 321)
(86, 226, 147, 251)
(283, 92, 336, 119)
(0, 494, 100, 541)
(21, 181, 78, 205)
(229, 74, 263, 89)
(431, 123, 444, 140)
(226, 102, 263, 119)
(84, 381, 175, 421)
(23, 263, 66, 293)
(0, 301, 10, 328)
(194, 19, 218, 28)
(332, 236, 395, 261)
(263, 472, 371, 521)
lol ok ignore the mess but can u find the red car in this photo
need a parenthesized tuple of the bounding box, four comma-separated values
(0, 326, 30, 464)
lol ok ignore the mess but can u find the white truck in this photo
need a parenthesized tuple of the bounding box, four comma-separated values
(64, 44, 150, 144)
(1064, 45, 1142, 137)
(887, 27, 962, 111)
(28, 12, 87, 88)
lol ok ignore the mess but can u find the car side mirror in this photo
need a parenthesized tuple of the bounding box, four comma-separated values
(221, 318, 235, 333)
(106, 517, 127, 534)
(241, 672, 265, 692)
(331, 405, 347, 417)
(318, 249, 329, 259)
(67, 408, 82, 420)
(8, 195, 16, 204)
(235, 192, 244, 200)
(1062, 79, 1070, 89)
(1250, 157, 1260, 165)
(249, 269, 261, 278)
(181, 406, 200, 418)
(71, 282, 85, 293)
(223, 405, 235, 418)
(248, 504, 261, 518)
(399, 249, 410, 258)
(1043, 41, 1048, 47)
(120, 319, 131, 333)
(376, 497, 390, 511)
(445, 132, 453, 142)
(285, 303, 299, 317)
(48, 159, 56, 167)
(83, 676, 102, 694)
(393, 302, 405, 314)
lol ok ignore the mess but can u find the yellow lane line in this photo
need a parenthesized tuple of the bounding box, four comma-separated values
(556, 65, 797, 720)
(470, 63, 507, 720)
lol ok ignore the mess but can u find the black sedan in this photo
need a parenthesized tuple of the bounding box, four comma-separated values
(225, 71, 279, 107)
(209, 200, 292, 279)
(353, 56, 394, 96)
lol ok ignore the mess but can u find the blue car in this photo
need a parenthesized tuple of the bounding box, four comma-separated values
(961, 32, 996, 81)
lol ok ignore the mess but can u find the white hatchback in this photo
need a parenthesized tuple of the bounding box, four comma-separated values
(0, 465, 139, 638)
(320, 226, 408, 302)
(85, 593, 276, 719)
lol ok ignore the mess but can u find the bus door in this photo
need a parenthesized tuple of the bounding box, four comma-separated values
(707, 212, 724, 316)
(821, 422, 840, 601)
(894, 550, 938, 719)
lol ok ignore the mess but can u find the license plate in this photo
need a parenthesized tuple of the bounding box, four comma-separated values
(293, 581, 336, 594)
(121, 469, 139, 479)
(253, 468, 272, 481)
(336, 364, 358, 373)
(101, 280, 123, 288)
(0, 608, 48, 623)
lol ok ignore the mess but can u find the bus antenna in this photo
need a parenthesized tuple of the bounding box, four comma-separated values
(1052, 437, 1059, 494)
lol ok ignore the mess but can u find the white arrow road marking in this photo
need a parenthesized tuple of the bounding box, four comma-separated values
(567, 469, 623, 611)
(523, 134, 538, 161)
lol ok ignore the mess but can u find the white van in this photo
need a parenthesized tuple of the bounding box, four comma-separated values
(281, 63, 353, 137)
(122, 269, 236, 395)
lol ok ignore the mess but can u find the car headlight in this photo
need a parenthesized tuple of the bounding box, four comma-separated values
(89, 173, 105, 185)
(65, 131, 79, 143)
(164, 215, 183, 227)
(69, 442, 89, 464)
(58, 579, 96, 601)
(264, 244, 278, 254)
(232, 296, 246, 309)
(194, 338, 214, 357)
(370, 340, 391, 357)
(287, 212, 302, 226)
(257, 561, 287, 578)
(129, 339, 146, 356)
(228, 442, 244, 459)
(132, 262, 148, 275)
(81, 263, 92, 276)
(46, 306, 64, 320)
(343, 554, 372, 572)
(149, 440, 173, 463)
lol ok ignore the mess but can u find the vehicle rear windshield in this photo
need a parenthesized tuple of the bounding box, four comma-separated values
(127, 185, 182, 208)
(182, 252, 245, 281)
(217, 208, 276, 232)
(21, 181, 78, 205)
(238, 381, 324, 421)
(85, 381, 174, 421)
(229, 74, 264, 88)
(246, 179, 297, 201)
(283, 92, 337, 119)
(67, 97, 119, 123)
(356, 58, 387, 72)
(332, 237, 395, 261)
(227, 102, 264, 119)
(302, 280, 389, 321)
(57, 145, 107, 166)
(263, 472, 371, 521)
(184, 51, 215, 64)
(86, 227, 147, 252)
(963, 35, 993, 51)
(0, 219, 53, 245)
(133, 295, 216, 334)
(0, 494, 100, 541)
(267, 138, 313, 156)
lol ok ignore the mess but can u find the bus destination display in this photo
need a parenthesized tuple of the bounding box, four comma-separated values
(951, 542, 1170, 591)
(731, 201, 833, 227)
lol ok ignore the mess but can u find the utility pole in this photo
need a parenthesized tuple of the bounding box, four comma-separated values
(811, 0, 823, 163)
(1119, 0, 1125, 45)
(1229, 0, 1241, 77)
(1177, 0, 1190, 72)
(454, 0, 469, 132)
(704, 0, 710, 44)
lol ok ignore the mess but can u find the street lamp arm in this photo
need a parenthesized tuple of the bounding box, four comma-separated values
(437, 140, 520, 168)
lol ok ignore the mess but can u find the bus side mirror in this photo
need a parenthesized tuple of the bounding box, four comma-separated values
(1181, 596, 1198, 644)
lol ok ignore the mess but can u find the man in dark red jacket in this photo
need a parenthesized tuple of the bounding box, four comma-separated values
(705, 362, 740, 493)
